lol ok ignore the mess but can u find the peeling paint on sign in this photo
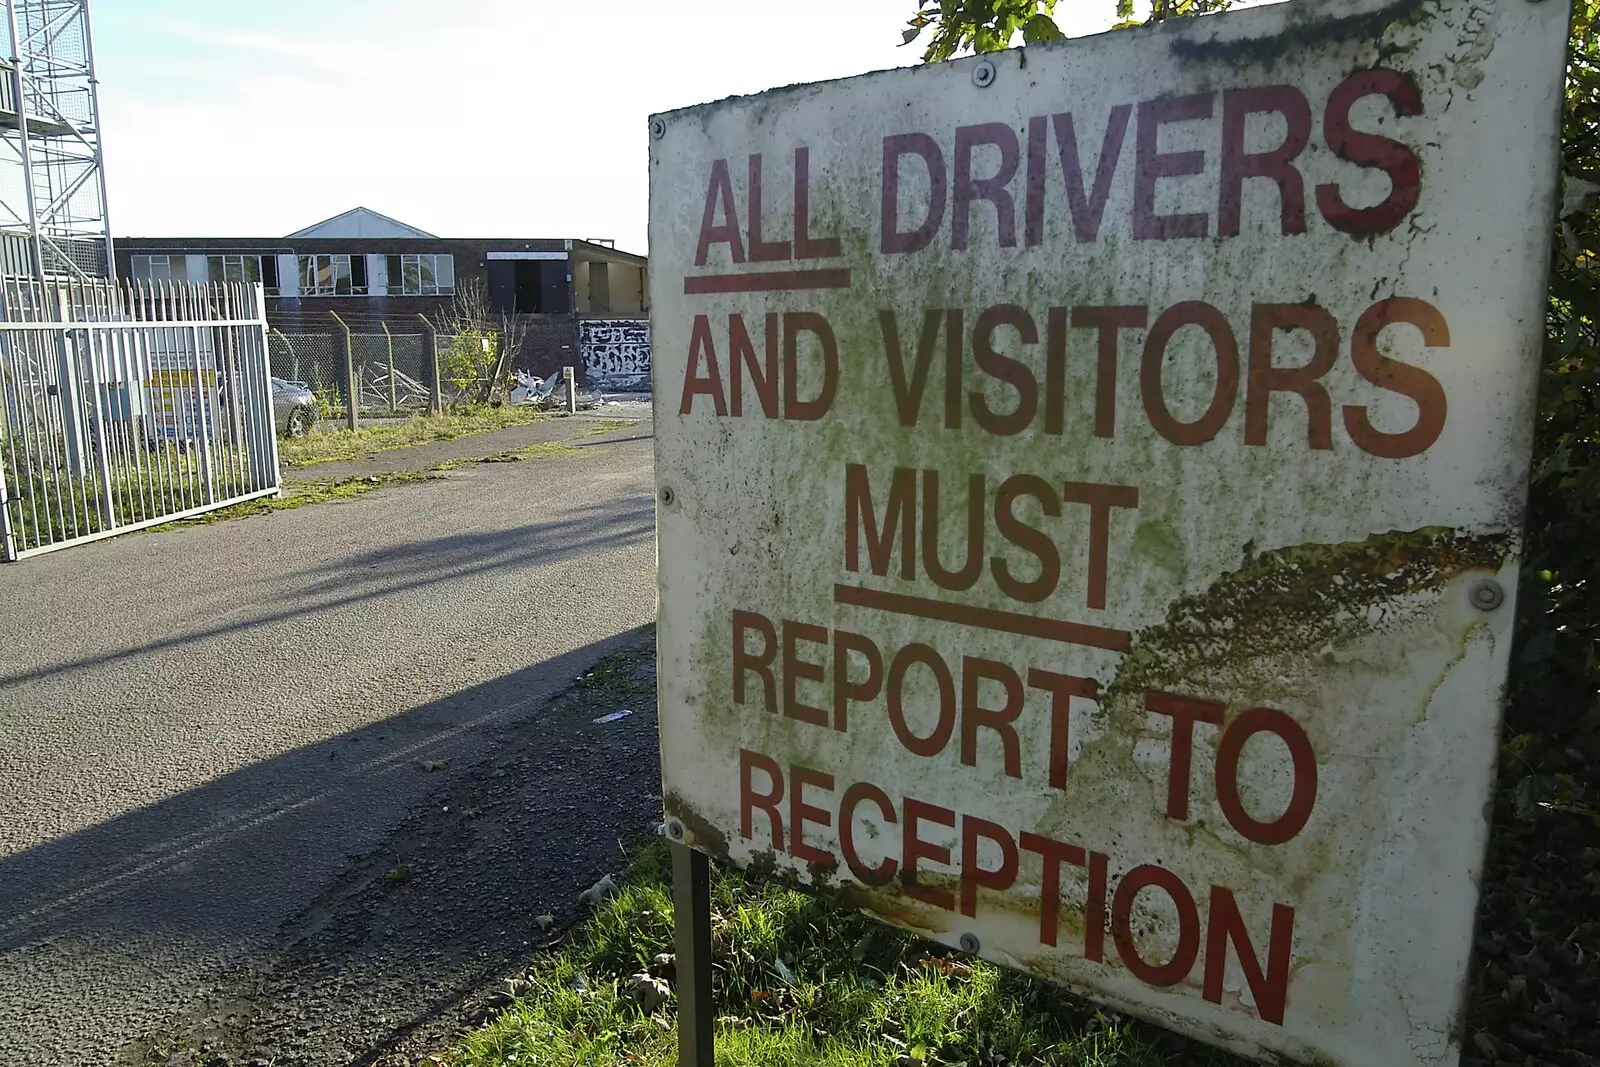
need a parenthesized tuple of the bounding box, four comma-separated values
(647, 0, 1568, 1063)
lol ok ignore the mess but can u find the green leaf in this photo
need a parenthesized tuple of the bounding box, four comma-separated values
(1023, 13, 1064, 42)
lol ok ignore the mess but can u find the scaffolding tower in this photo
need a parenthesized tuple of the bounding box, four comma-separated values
(0, 0, 111, 280)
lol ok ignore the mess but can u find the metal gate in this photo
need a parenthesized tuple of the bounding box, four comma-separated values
(0, 279, 281, 561)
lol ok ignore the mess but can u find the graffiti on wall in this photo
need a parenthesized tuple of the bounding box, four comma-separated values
(580, 319, 651, 389)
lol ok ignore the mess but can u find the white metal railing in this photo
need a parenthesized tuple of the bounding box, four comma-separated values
(0, 278, 282, 560)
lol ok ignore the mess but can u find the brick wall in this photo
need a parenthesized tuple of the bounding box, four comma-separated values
(515, 318, 581, 382)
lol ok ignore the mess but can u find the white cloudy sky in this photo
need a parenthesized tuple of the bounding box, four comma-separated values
(93, 0, 1138, 251)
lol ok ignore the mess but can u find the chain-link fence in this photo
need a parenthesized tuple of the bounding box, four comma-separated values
(353, 332, 433, 414)
(267, 332, 347, 418)
(269, 329, 540, 420)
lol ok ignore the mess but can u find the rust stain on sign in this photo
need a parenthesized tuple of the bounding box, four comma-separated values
(650, 0, 1567, 1062)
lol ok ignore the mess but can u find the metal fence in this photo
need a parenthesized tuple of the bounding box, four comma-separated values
(0, 278, 281, 561)
(268, 329, 495, 418)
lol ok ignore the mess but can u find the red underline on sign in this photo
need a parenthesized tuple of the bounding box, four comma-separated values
(834, 584, 1132, 653)
(682, 268, 853, 294)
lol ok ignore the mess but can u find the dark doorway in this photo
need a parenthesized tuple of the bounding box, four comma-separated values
(488, 259, 571, 314)
(487, 262, 516, 314)
(538, 261, 570, 313)
(514, 262, 541, 313)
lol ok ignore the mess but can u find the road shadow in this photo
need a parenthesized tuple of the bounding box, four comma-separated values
(572, 432, 654, 448)
(0, 496, 656, 689)
(0, 624, 662, 1066)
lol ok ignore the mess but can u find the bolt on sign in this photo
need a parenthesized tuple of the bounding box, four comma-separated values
(649, 0, 1567, 1061)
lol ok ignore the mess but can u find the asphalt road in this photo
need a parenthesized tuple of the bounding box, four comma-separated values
(0, 415, 659, 1065)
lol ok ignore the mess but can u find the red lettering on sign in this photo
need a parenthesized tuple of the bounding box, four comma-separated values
(1073, 305, 1148, 439)
(1141, 301, 1240, 446)
(1219, 86, 1311, 236)
(845, 463, 917, 578)
(782, 620, 829, 727)
(1025, 116, 1049, 248)
(1085, 849, 1109, 962)
(729, 313, 779, 418)
(953, 123, 1020, 250)
(880, 309, 945, 427)
(739, 747, 785, 848)
(886, 643, 957, 757)
(832, 630, 883, 732)
(1134, 94, 1213, 240)
(841, 781, 898, 885)
(943, 309, 965, 429)
(793, 146, 841, 260)
(1113, 864, 1201, 986)
(789, 763, 837, 868)
(1342, 297, 1449, 459)
(747, 153, 792, 263)
(679, 314, 728, 416)
(991, 474, 1060, 603)
(960, 816, 1019, 918)
(1055, 107, 1134, 244)
(1205, 886, 1296, 1025)
(732, 609, 776, 711)
(921, 470, 985, 592)
(784, 312, 839, 421)
(1028, 669, 1098, 790)
(1246, 302, 1340, 450)
(1061, 481, 1139, 610)
(1044, 306, 1068, 434)
(1146, 691, 1226, 821)
(960, 656, 1024, 779)
(902, 797, 957, 910)
(1315, 69, 1423, 235)
(1214, 707, 1318, 845)
(969, 303, 1038, 436)
(695, 158, 746, 266)
(717, 759, 1310, 1021)
(882, 133, 947, 254)
(1019, 831, 1088, 947)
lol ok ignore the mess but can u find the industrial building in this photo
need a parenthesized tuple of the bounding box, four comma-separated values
(116, 208, 651, 382)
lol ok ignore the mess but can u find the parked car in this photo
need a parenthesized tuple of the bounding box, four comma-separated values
(272, 377, 317, 438)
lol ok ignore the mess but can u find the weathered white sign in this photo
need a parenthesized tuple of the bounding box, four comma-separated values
(650, 0, 1567, 1062)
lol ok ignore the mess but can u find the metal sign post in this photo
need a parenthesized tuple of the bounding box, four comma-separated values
(649, 0, 1568, 1063)
(670, 836, 715, 1066)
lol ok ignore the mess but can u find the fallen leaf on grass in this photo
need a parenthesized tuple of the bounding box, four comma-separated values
(579, 874, 618, 907)
(629, 972, 672, 1012)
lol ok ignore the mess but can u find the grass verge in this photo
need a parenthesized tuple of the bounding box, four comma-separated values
(281, 406, 551, 468)
(151, 470, 438, 529)
(153, 433, 596, 531)
(431, 442, 579, 471)
(444, 839, 1243, 1067)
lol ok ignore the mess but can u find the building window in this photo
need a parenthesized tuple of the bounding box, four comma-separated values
(297, 254, 368, 297)
(385, 253, 454, 296)
(130, 254, 188, 284)
(131, 253, 280, 295)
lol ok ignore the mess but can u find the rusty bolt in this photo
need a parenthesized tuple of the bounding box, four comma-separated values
(959, 932, 980, 954)
(659, 485, 676, 507)
(972, 60, 996, 88)
(1469, 579, 1505, 612)
(667, 819, 685, 840)
(649, 117, 666, 140)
